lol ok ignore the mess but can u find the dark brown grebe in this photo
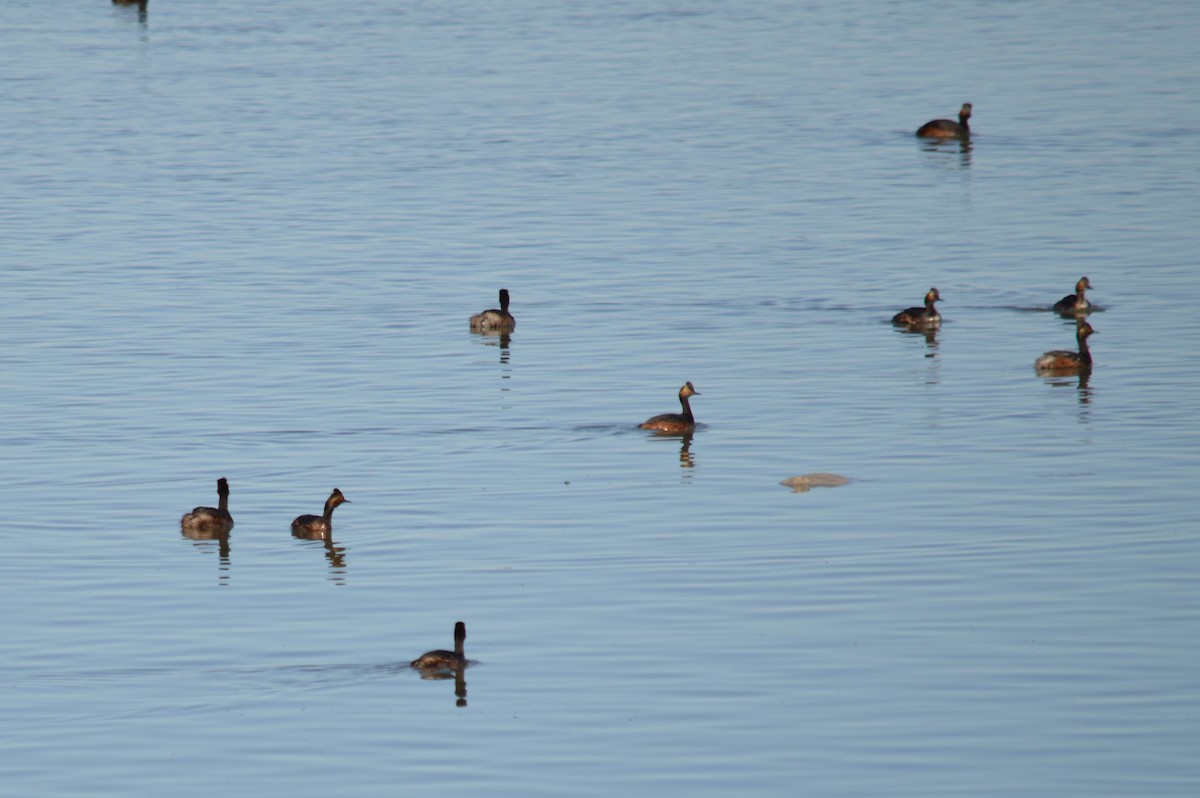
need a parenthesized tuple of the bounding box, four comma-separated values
(1035, 320, 1095, 374)
(412, 621, 467, 669)
(291, 488, 349, 537)
(639, 382, 700, 434)
(916, 103, 972, 138)
(181, 478, 234, 534)
(1053, 276, 1093, 315)
(469, 289, 516, 333)
(892, 288, 942, 327)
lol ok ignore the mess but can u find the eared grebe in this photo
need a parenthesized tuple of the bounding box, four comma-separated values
(639, 381, 700, 433)
(181, 477, 234, 534)
(469, 289, 516, 333)
(892, 288, 942, 327)
(1053, 276, 1093, 315)
(916, 103, 972, 138)
(412, 621, 467, 669)
(1035, 320, 1095, 374)
(290, 488, 349, 537)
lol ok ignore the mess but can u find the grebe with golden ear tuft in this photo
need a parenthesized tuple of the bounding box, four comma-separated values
(412, 622, 468, 669)
(181, 478, 234, 534)
(1053, 277, 1093, 315)
(470, 289, 516, 333)
(639, 382, 700, 434)
(1035, 320, 1095, 374)
(291, 488, 349, 537)
(892, 288, 942, 327)
(917, 103, 972, 138)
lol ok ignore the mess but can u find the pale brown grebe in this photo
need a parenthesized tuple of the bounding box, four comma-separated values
(412, 621, 467, 669)
(1053, 277, 1093, 315)
(469, 289, 516, 333)
(892, 288, 942, 327)
(639, 382, 700, 434)
(1035, 320, 1095, 374)
(291, 488, 349, 537)
(181, 478, 234, 534)
(916, 103, 972, 138)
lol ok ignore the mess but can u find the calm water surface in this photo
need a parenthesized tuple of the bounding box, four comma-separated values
(2, 1, 1199, 795)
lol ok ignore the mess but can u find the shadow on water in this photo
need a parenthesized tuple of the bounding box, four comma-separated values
(918, 135, 972, 167)
(893, 323, 940, 356)
(413, 664, 469, 707)
(472, 331, 512, 365)
(112, 0, 148, 26)
(180, 528, 232, 586)
(1039, 368, 1094, 409)
(891, 324, 942, 384)
(292, 534, 348, 584)
(642, 429, 698, 474)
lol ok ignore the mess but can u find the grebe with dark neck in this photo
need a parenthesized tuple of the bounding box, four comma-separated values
(892, 288, 942, 327)
(412, 622, 467, 669)
(640, 382, 700, 434)
(1035, 320, 1095, 374)
(916, 103, 972, 138)
(291, 488, 349, 538)
(470, 289, 516, 333)
(181, 478, 234, 534)
(1053, 277, 1093, 315)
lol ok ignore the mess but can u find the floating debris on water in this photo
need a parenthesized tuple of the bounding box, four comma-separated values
(779, 473, 851, 493)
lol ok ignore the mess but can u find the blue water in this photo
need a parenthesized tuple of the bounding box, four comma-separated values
(2, 1, 1199, 795)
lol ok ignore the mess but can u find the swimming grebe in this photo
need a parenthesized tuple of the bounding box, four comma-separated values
(1053, 277, 1093, 315)
(290, 488, 349, 536)
(639, 381, 700, 433)
(892, 288, 942, 327)
(412, 621, 467, 669)
(916, 103, 972, 138)
(469, 289, 516, 333)
(181, 478, 234, 534)
(1035, 320, 1095, 374)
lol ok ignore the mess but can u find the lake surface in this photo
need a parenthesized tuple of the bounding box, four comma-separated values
(2, 1, 1199, 795)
